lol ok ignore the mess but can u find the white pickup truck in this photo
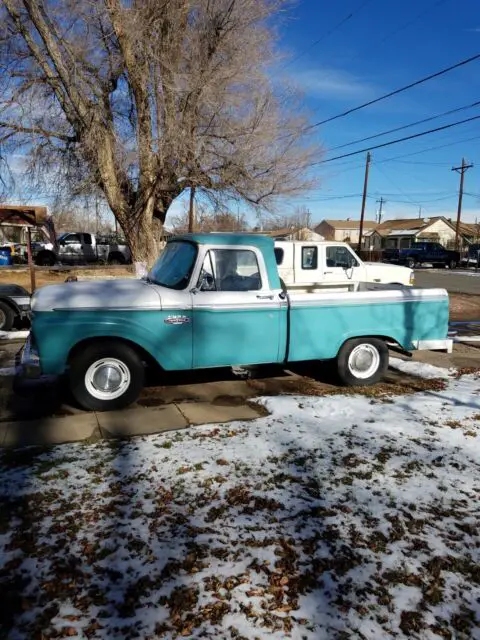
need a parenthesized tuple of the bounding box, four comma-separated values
(33, 232, 131, 266)
(274, 241, 414, 290)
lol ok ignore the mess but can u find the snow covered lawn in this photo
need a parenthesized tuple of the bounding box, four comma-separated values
(1, 374, 479, 639)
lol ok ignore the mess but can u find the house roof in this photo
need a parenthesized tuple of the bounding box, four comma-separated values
(457, 222, 479, 237)
(318, 219, 378, 230)
(375, 217, 438, 232)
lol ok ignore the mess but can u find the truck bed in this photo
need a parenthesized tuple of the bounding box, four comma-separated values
(286, 286, 450, 361)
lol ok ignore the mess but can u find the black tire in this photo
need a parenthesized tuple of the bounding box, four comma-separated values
(406, 258, 416, 269)
(448, 259, 457, 270)
(35, 251, 56, 266)
(0, 301, 15, 331)
(69, 342, 145, 411)
(108, 252, 125, 265)
(336, 338, 389, 387)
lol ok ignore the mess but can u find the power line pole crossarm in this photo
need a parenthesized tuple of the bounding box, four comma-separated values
(452, 158, 473, 250)
(358, 151, 372, 252)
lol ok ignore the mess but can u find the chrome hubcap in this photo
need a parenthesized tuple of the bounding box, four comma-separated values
(85, 358, 131, 400)
(348, 344, 380, 379)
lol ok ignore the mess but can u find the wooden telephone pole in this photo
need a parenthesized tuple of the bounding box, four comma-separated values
(452, 158, 473, 250)
(188, 186, 196, 233)
(376, 197, 385, 224)
(358, 151, 371, 252)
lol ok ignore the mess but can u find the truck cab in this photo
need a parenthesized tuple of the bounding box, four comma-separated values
(275, 241, 414, 291)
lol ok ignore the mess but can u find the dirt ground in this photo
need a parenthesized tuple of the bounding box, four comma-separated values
(448, 292, 480, 321)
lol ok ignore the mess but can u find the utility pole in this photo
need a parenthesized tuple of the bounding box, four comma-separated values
(188, 186, 196, 233)
(376, 197, 385, 224)
(418, 205, 422, 219)
(358, 151, 371, 252)
(452, 158, 473, 250)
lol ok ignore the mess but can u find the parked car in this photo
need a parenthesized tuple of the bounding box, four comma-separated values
(0, 284, 30, 331)
(32, 232, 131, 266)
(383, 242, 460, 269)
(461, 244, 480, 267)
(274, 241, 414, 290)
(18, 233, 452, 411)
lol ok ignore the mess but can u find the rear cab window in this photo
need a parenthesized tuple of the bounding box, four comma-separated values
(301, 246, 318, 270)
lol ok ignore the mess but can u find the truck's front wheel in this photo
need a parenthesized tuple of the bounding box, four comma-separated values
(336, 338, 388, 386)
(69, 342, 145, 411)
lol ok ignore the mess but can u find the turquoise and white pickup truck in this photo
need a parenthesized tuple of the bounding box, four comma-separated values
(18, 233, 452, 411)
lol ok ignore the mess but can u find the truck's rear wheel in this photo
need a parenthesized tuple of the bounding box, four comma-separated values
(406, 258, 416, 269)
(336, 338, 388, 386)
(69, 342, 144, 411)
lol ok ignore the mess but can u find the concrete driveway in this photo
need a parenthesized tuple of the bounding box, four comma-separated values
(414, 268, 480, 295)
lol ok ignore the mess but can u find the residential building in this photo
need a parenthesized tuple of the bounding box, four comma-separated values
(267, 227, 324, 241)
(363, 216, 474, 250)
(315, 219, 378, 244)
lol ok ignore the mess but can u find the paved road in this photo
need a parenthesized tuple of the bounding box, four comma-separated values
(414, 269, 480, 295)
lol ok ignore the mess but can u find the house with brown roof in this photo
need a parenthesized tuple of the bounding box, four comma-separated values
(363, 216, 475, 250)
(315, 219, 378, 244)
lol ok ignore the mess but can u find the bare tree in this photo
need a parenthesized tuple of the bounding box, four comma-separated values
(170, 200, 248, 233)
(258, 204, 314, 231)
(0, 0, 320, 264)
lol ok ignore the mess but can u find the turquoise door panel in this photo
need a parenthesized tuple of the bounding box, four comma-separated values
(192, 294, 286, 367)
(288, 298, 449, 361)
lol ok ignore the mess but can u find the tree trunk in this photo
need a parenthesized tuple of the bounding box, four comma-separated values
(119, 196, 166, 267)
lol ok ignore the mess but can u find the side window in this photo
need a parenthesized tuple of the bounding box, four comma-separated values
(326, 246, 359, 268)
(198, 249, 261, 292)
(83, 234, 93, 245)
(302, 246, 317, 270)
(63, 233, 81, 244)
(274, 248, 284, 265)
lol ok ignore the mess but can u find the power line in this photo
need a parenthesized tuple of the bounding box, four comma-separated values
(315, 113, 480, 164)
(305, 52, 480, 132)
(376, 132, 480, 164)
(281, 0, 376, 70)
(327, 100, 480, 152)
(359, 0, 449, 60)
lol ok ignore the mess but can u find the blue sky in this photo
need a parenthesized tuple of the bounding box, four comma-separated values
(270, 0, 480, 225)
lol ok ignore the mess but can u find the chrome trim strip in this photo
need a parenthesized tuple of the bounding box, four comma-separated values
(412, 339, 453, 353)
(193, 303, 285, 312)
(290, 296, 447, 308)
(52, 306, 163, 312)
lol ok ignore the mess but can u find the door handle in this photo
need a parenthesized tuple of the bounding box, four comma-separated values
(324, 271, 333, 274)
(256, 294, 274, 300)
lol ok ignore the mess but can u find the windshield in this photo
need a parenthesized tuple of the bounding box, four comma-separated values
(148, 241, 197, 290)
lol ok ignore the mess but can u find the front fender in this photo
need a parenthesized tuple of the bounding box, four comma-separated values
(32, 309, 193, 375)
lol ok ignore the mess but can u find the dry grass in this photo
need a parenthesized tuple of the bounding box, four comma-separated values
(0, 266, 134, 292)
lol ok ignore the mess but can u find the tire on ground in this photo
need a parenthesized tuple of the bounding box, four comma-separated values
(0, 300, 15, 331)
(336, 337, 389, 387)
(108, 252, 126, 265)
(35, 250, 56, 266)
(69, 341, 145, 411)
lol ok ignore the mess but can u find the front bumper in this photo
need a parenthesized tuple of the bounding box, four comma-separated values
(16, 334, 41, 378)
